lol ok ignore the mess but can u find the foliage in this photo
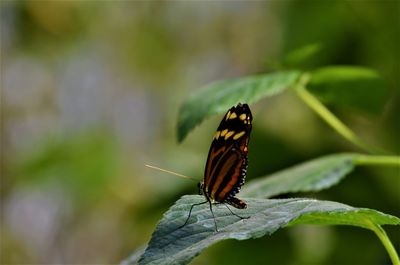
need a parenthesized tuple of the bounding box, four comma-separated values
(308, 66, 387, 114)
(242, 153, 356, 198)
(177, 71, 301, 142)
(130, 47, 400, 264)
(137, 196, 399, 265)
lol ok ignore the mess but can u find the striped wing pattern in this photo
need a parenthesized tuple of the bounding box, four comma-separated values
(203, 103, 252, 209)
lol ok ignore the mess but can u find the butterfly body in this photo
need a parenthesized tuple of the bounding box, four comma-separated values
(182, 103, 252, 231)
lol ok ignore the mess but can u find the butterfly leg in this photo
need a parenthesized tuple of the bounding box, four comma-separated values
(208, 200, 219, 232)
(221, 203, 250, 220)
(179, 201, 208, 229)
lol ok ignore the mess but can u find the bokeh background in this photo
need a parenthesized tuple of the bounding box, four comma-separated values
(1, 1, 399, 264)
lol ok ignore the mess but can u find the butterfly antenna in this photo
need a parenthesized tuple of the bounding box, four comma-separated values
(145, 164, 197, 182)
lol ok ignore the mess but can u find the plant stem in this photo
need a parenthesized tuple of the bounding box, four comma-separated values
(354, 155, 400, 167)
(370, 223, 400, 265)
(294, 74, 378, 154)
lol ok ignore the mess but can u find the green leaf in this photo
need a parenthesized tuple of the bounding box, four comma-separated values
(242, 153, 357, 198)
(137, 196, 400, 265)
(281, 43, 322, 68)
(177, 71, 301, 142)
(307, 66, 388, 114)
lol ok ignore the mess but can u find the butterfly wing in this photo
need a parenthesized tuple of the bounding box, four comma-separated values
(203, 103, 252, 208)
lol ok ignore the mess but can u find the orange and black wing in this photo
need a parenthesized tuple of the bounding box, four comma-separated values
(203, 103, 252, 208)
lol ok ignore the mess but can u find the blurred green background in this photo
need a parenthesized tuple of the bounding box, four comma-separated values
(1, 1, 399, 264)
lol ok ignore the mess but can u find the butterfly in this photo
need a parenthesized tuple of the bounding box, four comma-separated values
(181, 103, 253, 232)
